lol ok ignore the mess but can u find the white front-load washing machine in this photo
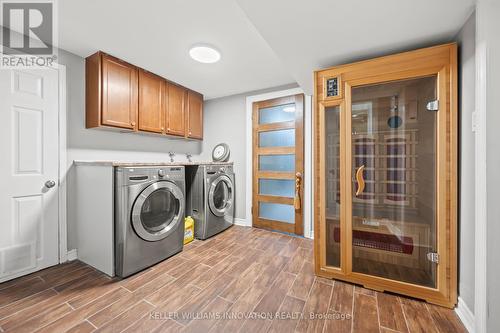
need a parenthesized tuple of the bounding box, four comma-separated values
(115, 166, 185, 277)
(186, 164, 235, 240)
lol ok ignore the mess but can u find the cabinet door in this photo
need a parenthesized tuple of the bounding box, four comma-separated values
(101, 55, 138, 130)
(186, 90, 203, 139)
(165, 83, 186, 136)
(138, 70, 164, 133)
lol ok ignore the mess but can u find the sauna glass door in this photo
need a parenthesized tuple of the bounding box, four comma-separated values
(349, 76, 438, 287)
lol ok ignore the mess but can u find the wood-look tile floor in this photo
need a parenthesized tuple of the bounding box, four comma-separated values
(0, 226, 466, 333)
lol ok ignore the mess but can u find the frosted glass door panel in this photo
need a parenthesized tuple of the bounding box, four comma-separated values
(259, 179, 295, 197)
(259, 154, 295, 172)
(259, 202, 294, 223)
(259, 103, 296, 124)
(259, 129, 295, 147)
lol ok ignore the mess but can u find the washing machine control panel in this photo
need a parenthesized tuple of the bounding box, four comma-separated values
(117, 166, 185, 185)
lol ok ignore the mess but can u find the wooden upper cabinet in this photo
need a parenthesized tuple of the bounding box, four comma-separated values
(86, 52, 138, 130)
(138, 70, 164, 133)
(186, 90, 203, 139)
(165, 83, 186, 137)
(86, 51, 203, 139)
(100, 54, 138, 129)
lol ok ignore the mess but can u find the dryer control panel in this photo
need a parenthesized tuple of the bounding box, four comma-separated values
(205, 164, 233, 175)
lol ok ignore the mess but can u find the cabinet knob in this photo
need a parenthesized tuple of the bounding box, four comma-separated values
(131, 121, 136, 126)
(161, 127, 165, 131)
(189, 131, 192, 135)
(167, 127, 171, 131)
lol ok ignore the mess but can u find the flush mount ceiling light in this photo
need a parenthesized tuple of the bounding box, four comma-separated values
(189, 44, 221, 64)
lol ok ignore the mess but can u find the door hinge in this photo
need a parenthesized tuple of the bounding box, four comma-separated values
(427, 252, 439, 263)
(426, 100, 439, 111)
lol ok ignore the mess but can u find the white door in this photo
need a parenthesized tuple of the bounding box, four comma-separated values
(0, 67, 60, 283)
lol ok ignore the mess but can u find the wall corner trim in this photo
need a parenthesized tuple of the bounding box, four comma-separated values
(67, 249, 78, 262)
(456, 297, 475, 333)
(234, 218, 251, 227)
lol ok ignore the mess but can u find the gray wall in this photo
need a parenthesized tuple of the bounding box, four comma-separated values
(56, 49, 204, 250)
(456, 11, 476, 313)
(200, 84, 298, 220)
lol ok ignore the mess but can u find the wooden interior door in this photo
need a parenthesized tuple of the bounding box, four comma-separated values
(252, 94, 304, 235)
(314, 43, 457, 308)
(101, 54, 138, 130)
(138, 70, 164, 133)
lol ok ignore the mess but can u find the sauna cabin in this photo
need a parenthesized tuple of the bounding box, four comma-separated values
(314, 44, 457, 307)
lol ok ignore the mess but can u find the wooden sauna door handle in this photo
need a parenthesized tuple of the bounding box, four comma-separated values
(355, 165, 366, 196)
(294, 172, 302, 211)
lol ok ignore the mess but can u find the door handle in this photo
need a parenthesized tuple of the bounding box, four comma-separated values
(294, 172, 302, 211)
(45, 180, 56, 189)
(355, 165, 365, 196)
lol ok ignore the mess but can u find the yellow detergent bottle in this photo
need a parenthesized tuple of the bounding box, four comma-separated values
(184, 216, 194, 245)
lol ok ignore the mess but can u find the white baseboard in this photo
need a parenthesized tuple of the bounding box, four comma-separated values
(234, 218, 314, 238)
(234, 218, 251, 227)
(66, 249, 78, 261)
(455, 297, 475, 333)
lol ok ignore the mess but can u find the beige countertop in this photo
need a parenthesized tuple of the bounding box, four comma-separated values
(73, 160, 233, 167)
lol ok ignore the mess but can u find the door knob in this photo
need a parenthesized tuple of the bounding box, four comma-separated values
(45, 180, 56, 189)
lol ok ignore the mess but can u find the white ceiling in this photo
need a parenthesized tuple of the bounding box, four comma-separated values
(58, 0, 294, 99)
(235, 0, 476, 95)
(59, 0, 475, 99)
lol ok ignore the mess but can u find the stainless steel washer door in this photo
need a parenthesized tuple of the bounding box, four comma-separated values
(208, 175, 233, 217)
(131, 181, 184, 241)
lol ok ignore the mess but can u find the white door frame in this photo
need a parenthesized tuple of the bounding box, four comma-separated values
(245, 88, 313, 239)
(473, 30, 487, 333)
(56, 64, 68, 264)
